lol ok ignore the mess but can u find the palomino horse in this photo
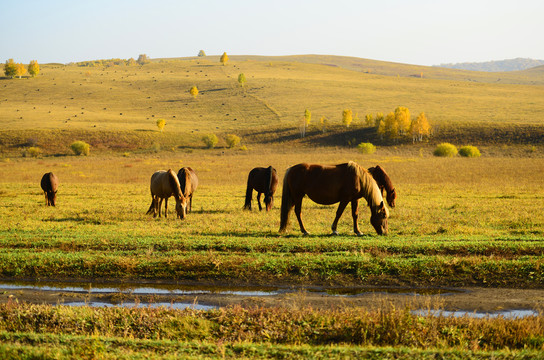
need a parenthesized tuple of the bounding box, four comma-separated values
(279, 162, 389, 235)
(177, 167, 198, 216)
(244, 166, 279, 211)
(40, 172, 58, 206)
(368, 165, 397, 208)
(146, 169, 187, 219)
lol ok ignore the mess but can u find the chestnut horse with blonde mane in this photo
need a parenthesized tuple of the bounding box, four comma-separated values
(279, 162, 389, 235)
(368, 165, 396, 208)
(244, 166, 279, 211)
(146, 169, 187, 219)
(177, 167, 198, 216)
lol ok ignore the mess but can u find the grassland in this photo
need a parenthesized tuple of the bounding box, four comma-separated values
(1, 55, 544, 358)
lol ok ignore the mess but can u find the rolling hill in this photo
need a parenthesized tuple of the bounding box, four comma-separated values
(1, 54, 543, 155)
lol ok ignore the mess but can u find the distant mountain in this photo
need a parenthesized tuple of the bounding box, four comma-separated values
(435, 58, 544, 72)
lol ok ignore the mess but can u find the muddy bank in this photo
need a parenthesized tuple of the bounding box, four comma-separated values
(1, 280, 543, 313)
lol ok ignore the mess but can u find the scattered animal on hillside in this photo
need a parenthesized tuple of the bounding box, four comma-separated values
(244, 166, 279, 211)
(177, 167, 199, 216)
(367, 165, 397, 208)
(279, 162, 389, 236)
(40, 172, 58, 206)
(146, 169, 187, 219)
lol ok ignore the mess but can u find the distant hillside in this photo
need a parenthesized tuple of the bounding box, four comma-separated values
(436, 58, 544, 72)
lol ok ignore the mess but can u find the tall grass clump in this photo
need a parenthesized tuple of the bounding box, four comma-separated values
(70, 141, 90, 156)
(357, 142, 376, 154)
(459, 145, 481, 158)
(433, 143, 457, 157)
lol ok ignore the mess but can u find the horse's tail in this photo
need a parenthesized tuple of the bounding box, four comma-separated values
(146, 197, 155, 215)
(243, 171, 253, 210)
(279, 168, 293, 233)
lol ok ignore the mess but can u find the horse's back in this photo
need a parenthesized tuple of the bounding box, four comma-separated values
(178, 167, 198, 195)
(41, 172, 58, 192)
(150, 170, 175, 197)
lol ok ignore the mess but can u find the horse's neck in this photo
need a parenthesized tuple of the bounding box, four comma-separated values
(360, 173, 383, 209)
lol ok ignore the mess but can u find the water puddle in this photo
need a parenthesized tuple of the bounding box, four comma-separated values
(0, 281, 281, 297)
(412, 309, 538, 319)
(62, 301, 215, 310)
(317, 287, 463, 296)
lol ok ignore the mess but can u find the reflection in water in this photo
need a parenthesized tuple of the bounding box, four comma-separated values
(412, 309, 538, 319)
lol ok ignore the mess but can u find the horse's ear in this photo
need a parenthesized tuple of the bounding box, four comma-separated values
(378, 201, 387, 214)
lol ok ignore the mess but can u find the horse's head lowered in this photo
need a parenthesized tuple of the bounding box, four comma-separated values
(370, 201, 389, 235)
(175, 195, 188, 220)
(386, 188, 397, 208)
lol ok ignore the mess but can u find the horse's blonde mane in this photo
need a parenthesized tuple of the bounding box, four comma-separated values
(348, 161, 388, 217)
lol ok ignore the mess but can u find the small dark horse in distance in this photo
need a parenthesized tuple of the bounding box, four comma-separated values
(279, 162, 389, 236)
(244, 166, 279, 211)
(368, 165, 397, 208)
(146, 169, 188, 219)
(177, 167, 198, 217)
(40, 172, 58, 206)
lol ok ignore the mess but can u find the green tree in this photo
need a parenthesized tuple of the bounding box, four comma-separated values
(238, 73, 246, 87)
(156, 118, 166, 132)
(220, 52, 229, 66)
(198, 50, 206, 57)
(28, 60, 40, 77)
(342, 109, 353, 128)
(137, 54, 149, 65)
(189, 86, 198, 98)
(225, 134, 241, 148)
(4, 59, 17, 78)
(202, 134, 218, 149)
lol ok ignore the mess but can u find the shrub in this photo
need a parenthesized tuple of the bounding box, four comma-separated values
(201, 134, 218, 149)
(433, 143, 457, 157)
(23, 146, 42, 158)
(70, 141, 90, 156)
(225, 134, 241, 148)
(357, 142, 376, 154)
(459, 145, 481, 158)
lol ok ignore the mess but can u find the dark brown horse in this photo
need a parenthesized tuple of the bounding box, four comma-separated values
(244, 166, 279, 211)
(40, 172, 58, 206)
(279, 162, 389, 236)
(177, 167, 198, 216)
(368, 165, 396, 208)
(146, 169, 187, 219)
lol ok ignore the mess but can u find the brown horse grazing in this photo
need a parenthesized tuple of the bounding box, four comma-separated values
(40, 172, 58, 206)
(244, 166, 279, 211)
(177, 167, 198, 216)
(279, 162, 389, 236)
(367, 165, 397, 208)
(146, 169, 187, 219)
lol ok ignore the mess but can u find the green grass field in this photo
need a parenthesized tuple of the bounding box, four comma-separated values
(1, 55, 544, 358)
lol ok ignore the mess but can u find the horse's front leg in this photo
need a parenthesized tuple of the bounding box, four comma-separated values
(158, 198, 164, 217)
(188, 195, 192, 213)
(351, 199, 362, 235)
(331, 200, 349, 235)
(257, 192, 263, 211)
(164, 198, 168, 218)
(294, 197, 309, 235)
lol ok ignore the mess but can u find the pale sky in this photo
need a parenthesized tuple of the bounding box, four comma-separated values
(1, 0, 543, 66)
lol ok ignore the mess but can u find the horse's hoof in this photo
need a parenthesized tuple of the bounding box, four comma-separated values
(302, 232, 310, 236)
(330, 231, 339, 236)
(355, 232, 363, 236)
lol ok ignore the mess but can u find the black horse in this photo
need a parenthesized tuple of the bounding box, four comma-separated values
(244, 166, 278, 211)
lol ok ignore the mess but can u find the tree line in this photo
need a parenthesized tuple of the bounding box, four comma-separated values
(3, 59, 40, 78)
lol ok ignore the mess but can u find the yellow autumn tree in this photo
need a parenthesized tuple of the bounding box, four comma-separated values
(28, 60, 40, 77)
(410, 112, 431, 142)
(189, 86, 198, 98)
(342, 109, 353, 128)
(384, 112, 398, 140)
(220, 52, 229, 66)
(15, 62, 27, 78)
(156, 118, 166, 132)
(394, 106, 411, 135)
